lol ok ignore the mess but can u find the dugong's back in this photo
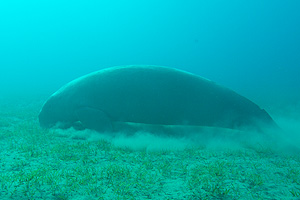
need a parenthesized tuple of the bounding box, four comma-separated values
(39, 65, 277, 132)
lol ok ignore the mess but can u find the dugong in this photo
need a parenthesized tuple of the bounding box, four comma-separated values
(39, 65, 277, 133)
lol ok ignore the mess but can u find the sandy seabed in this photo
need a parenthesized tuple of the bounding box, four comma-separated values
(0, 95, 300, 200)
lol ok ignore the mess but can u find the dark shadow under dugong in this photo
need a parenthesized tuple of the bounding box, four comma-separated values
(39, 65, 278, 134)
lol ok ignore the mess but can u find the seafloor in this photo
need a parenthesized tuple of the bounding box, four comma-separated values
(0, 95, 300, 200)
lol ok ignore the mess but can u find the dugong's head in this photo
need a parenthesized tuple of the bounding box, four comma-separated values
(39, 73, 98, 130)
(39, 91, 77, 129)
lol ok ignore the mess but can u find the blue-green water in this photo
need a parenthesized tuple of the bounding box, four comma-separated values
(1, 0, 299, 108)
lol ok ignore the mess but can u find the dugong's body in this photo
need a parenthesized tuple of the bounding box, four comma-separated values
(39, 65, 277, 133)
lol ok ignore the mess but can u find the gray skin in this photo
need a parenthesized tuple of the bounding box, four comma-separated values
(39, 65, 278, 133)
